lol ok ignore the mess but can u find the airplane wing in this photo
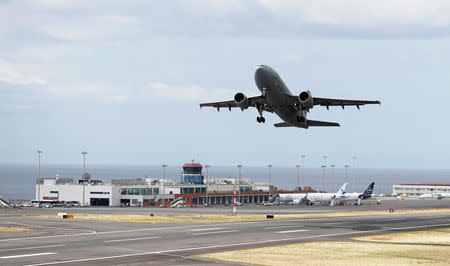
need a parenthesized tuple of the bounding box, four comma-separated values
(313, 97, 380, 110)
(199, 96, 272, 112)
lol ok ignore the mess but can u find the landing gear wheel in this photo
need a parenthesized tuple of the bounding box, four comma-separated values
(261, 117, 265, 123)
(257, 117, 261, 123)
(257, 117, 265, 123)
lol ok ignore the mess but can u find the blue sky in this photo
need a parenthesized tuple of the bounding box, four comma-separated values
(1, 1, 450, 169)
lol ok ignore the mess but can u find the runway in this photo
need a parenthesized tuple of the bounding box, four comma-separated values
(0, 200, 449, 265)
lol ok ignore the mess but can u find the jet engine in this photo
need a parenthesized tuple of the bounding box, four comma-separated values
(298, 90, 314, 109)
(234, 92, 249, 110)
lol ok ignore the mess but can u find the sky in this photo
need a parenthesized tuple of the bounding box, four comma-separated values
(1, 0, 450, 169)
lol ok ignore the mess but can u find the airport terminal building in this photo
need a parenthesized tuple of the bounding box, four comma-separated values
(35, 163, 274, 207)
(392, 183, 450, 197)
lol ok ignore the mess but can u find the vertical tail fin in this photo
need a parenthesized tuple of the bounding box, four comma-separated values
(336, 183, 348, 197)
(360, 182, 375, 199)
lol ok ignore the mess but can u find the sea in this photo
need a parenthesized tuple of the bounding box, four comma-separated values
(1, 164, 449, 200)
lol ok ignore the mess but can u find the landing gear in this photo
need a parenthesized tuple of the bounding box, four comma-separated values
(296, 115, 306, 123)
(256, 103, 265, 123)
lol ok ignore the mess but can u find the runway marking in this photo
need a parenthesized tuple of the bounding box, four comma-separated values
(4, 213, 449, 242)
(104, 236, 161, 243)
(323, 222, 348, 225)
(375, 218, 405, 222)
(276, 229, 308, 234)
(0, 244, 64, 252)
(188, 227, 224, 232)
(263, 225, 303, 230)
(0, 222, 262, 242)
(191, 230, 238, 236)
(0, 252, 56, 259)
(24, 223, 450, 266)
(0, 231, 97, 242)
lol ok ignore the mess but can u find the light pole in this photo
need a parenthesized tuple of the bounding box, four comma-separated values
(37, 150, 43, 206)
(301, 155, 306, 191)
(323, 155, 327, 191)
(331, 164, 335, 192)
(161, 164, 168, 207)
(296, 165, 300, 192)
(268, 164, 272, 198)
(345, 165, 349, 183)
(237, 165, 242, 202)
(352, 156, 357, 192)
(204, 164, 210, 206)
(321, 165, 326, 192)
(81, 151, 88, 206)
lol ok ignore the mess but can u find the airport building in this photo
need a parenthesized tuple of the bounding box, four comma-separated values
(392, 183, 450, 197)
(35, 163, 275, 207)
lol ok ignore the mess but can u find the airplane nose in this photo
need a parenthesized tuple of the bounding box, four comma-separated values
(255, 65, 266, 76)
(255, 65, 265, 71)
(254, 65, 267, 88)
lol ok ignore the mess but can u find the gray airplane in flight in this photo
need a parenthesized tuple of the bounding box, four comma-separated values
(200, 65, 380, 128)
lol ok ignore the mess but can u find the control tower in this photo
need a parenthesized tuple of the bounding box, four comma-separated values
(181, 163, 204, 184)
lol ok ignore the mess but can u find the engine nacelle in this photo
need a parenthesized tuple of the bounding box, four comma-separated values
(234, 92, 249, 110)
(298, 90, 314, 109)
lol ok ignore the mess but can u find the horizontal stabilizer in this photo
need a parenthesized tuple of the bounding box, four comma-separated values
(307, 120, 340, 127)
(274, 122, 293, 127)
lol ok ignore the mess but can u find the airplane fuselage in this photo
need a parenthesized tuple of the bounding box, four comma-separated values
(254, 65, 307, 128)
(279, 193, 338, 203)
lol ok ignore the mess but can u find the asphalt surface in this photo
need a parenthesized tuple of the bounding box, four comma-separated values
(0, 199, 449, 266)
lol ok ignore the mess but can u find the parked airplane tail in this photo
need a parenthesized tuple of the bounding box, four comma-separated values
(336, 183, 348, 197)
(359, 182, 375, 199)
(307, 120, 340, 127)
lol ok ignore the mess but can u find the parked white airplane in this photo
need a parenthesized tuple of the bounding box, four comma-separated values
(418, 193, 434, 199)
(435, 193, 450, 199)
(338, 182, 375, 205)
(277, 183, 348, 205)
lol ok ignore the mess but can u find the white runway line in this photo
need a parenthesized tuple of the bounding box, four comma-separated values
(104, 236, 161, 243)
(263, 225, 303, 230)
(276, 229, 308, 234)
(188, 227, 224, 232)
(23, 223, 450, 266)
(0, 244, 64, 252)
(0, 252, 57, 259)
(375, 218, 405, 222)
(191, 230, 238, 236)
(323, 222, 348, 225)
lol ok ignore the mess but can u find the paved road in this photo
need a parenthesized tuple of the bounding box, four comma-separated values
(0, 201, 449, 265)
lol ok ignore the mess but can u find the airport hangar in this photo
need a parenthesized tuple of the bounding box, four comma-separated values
(35, 163, 294, 207)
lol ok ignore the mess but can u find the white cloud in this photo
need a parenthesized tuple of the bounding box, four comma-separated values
(41, 15, 138, 41)
(150, 82, 233, 102)
(44, 84, 129, 103)
(18, 45, 72, 61)
(0, 60, 47, 85)
(42, 82, 231, 104)
(260, 0, 450, 28)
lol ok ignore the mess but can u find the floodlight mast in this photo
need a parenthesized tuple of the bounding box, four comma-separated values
(237, 165, 242, 202)
(81, 151, 88, 206)
(37, 150, 43, 206)
(301, 155, 306, 191)
(204, 164, 210, 206)
(161, 164, 168, 207)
